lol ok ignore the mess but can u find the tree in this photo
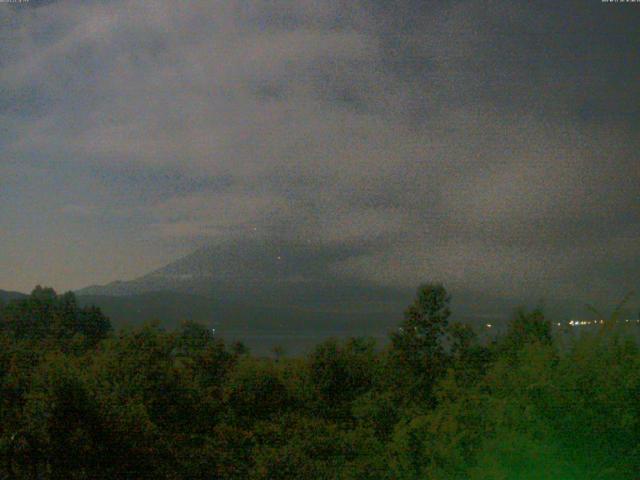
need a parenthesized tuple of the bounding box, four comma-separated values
(0, 288, 111, 347)
(447, 322, 492, 387)
(224, 358, 290, 426)
(390, 283, 451, 403)
(497, 307, 552, 359)
(308, 337, 376, 421)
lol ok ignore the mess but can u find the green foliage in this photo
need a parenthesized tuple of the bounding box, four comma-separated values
(308, 337, 377, 420)
(0, 287, 111, 348)
(497, 307, 553, 356)
(389, 283, 452, 404)
(0, 284, 638, 478)
(225, 358, 290, 425)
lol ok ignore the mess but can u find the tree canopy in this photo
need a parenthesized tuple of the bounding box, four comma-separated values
(0, 284, 638, 479)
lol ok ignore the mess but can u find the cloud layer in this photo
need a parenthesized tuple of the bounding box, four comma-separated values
(1, 0, 638, 308)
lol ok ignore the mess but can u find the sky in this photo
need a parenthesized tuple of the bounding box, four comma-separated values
(1, 0, 638, 308)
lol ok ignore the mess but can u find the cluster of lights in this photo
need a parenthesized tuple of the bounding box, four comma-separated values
(569, 320, 604, 326)
(566, 319, 640, 327)
(483, 319, 640, 329)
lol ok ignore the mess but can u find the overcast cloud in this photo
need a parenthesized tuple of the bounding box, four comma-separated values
(1, 0, 638, 308)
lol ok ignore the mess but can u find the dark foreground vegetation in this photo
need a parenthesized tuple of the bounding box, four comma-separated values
(0, 285, 639, 479)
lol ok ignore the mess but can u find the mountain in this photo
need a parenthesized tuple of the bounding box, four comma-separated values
(74, 241, 596, 353)
(1, 243, 629, 354)
(76, 241, 414, 315)
(74, 242, 414, 350)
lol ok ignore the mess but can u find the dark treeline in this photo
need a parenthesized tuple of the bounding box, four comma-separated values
(0, 284, 639, 479)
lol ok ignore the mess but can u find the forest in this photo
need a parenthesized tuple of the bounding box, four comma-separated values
(0, 284, 638, 479)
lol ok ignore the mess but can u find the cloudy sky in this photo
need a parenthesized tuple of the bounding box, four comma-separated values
(1, 0, 638, 307)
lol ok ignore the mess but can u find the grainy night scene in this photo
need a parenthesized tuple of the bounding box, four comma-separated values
(1, 0, 639, 478)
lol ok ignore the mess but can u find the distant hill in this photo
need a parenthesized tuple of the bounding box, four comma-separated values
(76, 241, 402, 302)
(75, 241, 415, 332)
(2, 244, 632, 355)
(73, 241, 609, 354)
(0, 289, 27, 303)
